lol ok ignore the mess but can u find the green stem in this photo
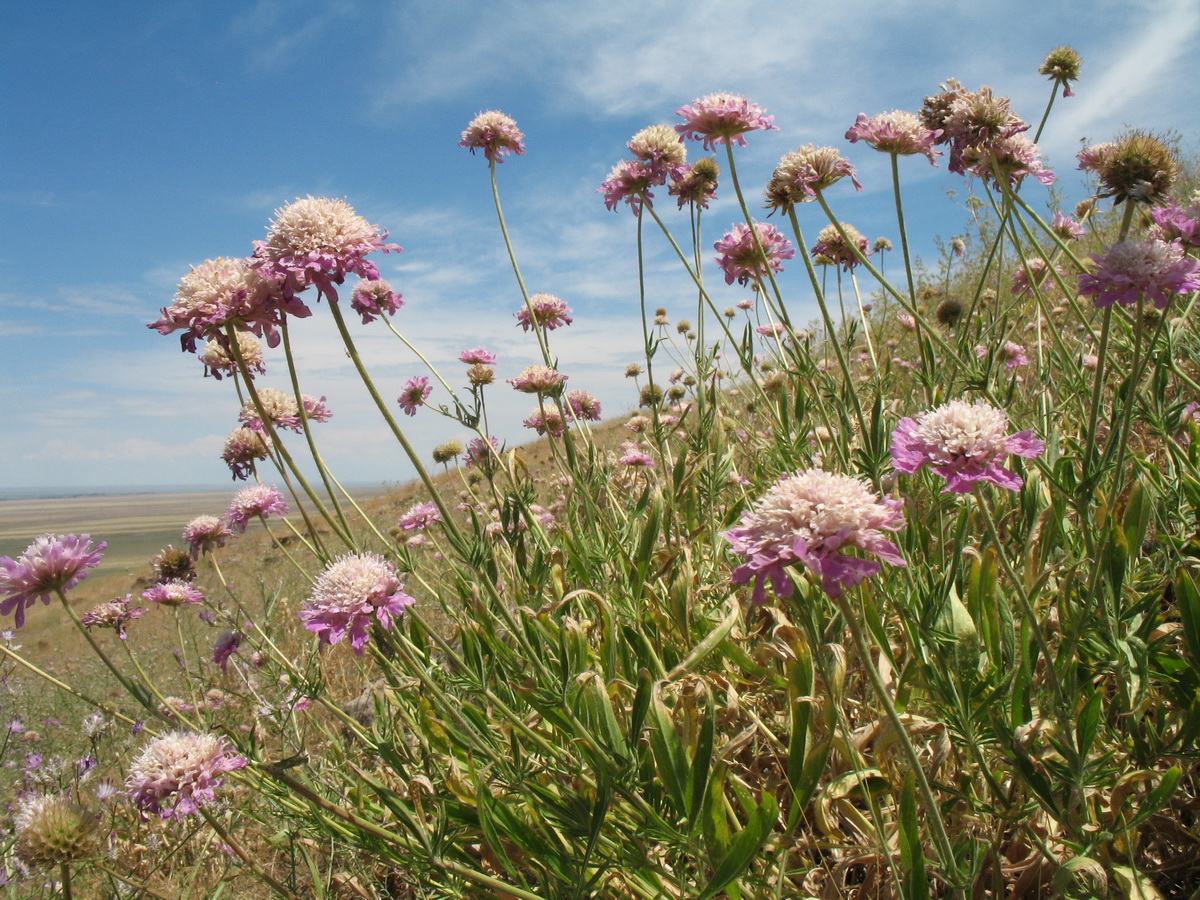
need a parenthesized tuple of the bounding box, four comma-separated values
(200, 807, 303, 900)
(890, 152, 934, 399)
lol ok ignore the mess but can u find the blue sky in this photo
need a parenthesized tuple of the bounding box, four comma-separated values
(2, 0, 1198, 493)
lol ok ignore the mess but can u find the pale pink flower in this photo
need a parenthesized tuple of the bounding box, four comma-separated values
(1078, 239, 1200, 309)
(599, 159, 665, 215)
(714, 222, 795, 286)
(349, 279, 403, 324)
(1, 535, 106, 629)
(722, 470, 906, 603)
(765, 145, 862, 210)
(675, 93, 776, 150)
(897, 312, 917, 332)
(669, 157, 719, 208)
(182, 516, 232, 559)
(1011, 257, 1061, 297)
(251, 196, 400, 303)
(464, 435, 500, 469)
(397, 376, 432, 416)
(397, 501, 441, 532)
(199, 332, 265, 380)
(1002, 341, 1029, 369)
(459, 347, 497, 365)
(226, 484, 289, 533)
(126, 731, 247, 819)
(508, 365, 568, 395)
(1076, 142, 1115, 173)
(299, 554, 415, 654)
(810, 223, 869, 271)
(1051, 212, 1086, 242)
(221, 426, 271, 481)
(459, 111, 526, 163)
(81, 595, 144, 640)
(142, 580, 204, 608)
(891, 399, 1044, 493)
(523, 404, 567, 438)
(515, 293, 573, 332)
(628, 124, 687, 169)
(1150, 201, 1200, 248)
(962, 134, 1055, 188)
(566, 389, 602, 421)
(845, 111, 941, 163)
(618, 441, 655, 468)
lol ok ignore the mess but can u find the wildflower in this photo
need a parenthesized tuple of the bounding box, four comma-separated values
(466, 363, 495, 386)
(714, 222, 795, 286)
(459, 110, 526, 163)
(1011, 257, 1061, 296)
(181, 518, 230, 561)
(154, 547, 195, 585)
(1150, 200, 1200, 247)
(349, 278, 403, 324)
(397, 376, 432, 416)
(669, 157, 720, 208)
(251, 196, 400, 303)
(149, 257, 288, 353)
(432, 440, 463, 464)
(459, 347, 497, 365)
(1051, 212, 1086, 242)
(628, 124, 687, 169)
(464, 435, 500, 469)
(874, 237, 893, 253)
(299, 554, 415, 654)
(625, 415, 650, 433)
(212, 631, 242, 673)
(126, 731, 248, 819)
(962, 133, 1055, 189)
(765, 145, 862, 211)
(736, 298, 754, 311)
(566, 389, 602, 421)
(1076, 141, 1115, 173)
(81, 595, 144, 639)
(624, 363, 643, 378)
(226, 484, 289, 534)
(397, 501, 441, 531)
(639, 383, 664, 407)
(1081, 353, 1099, 370)
(935, 297, 964, 327)
(1095, 132, 1178, 205)
(722, 470, 906, 603)
(515, 293, 573, 332)
(1, 535, 106, 629)
(302, 395, 332, 423)
(1078, 239, 1200, 309)
(199, 332, 265, 380)
(523, 404, 567, 438)
(845, 110, 941, 163)
(950, 236, 966, 258)
(810, 223, 869, 271)
(891, 399, 1044, 493)
(618, 441, 655, 467)
(675, 92, 776, 150)
(1040, 46, 1082, 98)
(14, 795, 100, 867)
(939, 86, 1029, 175)
(508, 364, 568, 395)
(142, 579, 204, 607)
(599, 159, 665, 214)
(897, 312, 917, 332)
(221, 426, 271, 480)
(1002, 341, 1029, 369)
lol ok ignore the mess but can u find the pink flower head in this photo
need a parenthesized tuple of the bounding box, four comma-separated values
(182, 516, 232, 559)
(299, 553, 415, 654)
(669, 157, 720, 208)
(936, 86, 1029, 176)
(810, 223, 869, 271)
(250, 196, 400, 304)
(516, 293, 573, 332)
(1002, 341, 1029, 369)
(1011, 257, 1061, 297)
(618, 440, 655, 468)
(142, 579, 204, 608)
(349, 279, 403, 324)
(460, 110, 526, 163)
(397, 501, 441, 532)
(1078, 239, 1200, 310)
(765, 145, 862, 210)
(566, 389, 602, 421)
(302, 395, 332, 423)
(397, 376, 432, 416)
(722, 470, 905, 603)
(714, 222, 795, 286)
(126, 731, 248, 819)
(221, 426, 271, 481)
(1150, 202, 1200, 248)
(226, 484, 289, 533)
(199, 332, 265, 381)
(1, 534, 106, 629)
(628, 124, 688, 169)
(897, 312, 917, 332)
(213, 630, 242, 673)
(81, 595, 144, 640)
(465, 435, 501, 469)
(523, 403, 567, 438)
(845, 111, 942, 164)
(1051, 212, 1086, 242)
(675, 93, 777, 150)
(1076, 142, 1115, 173)
(962, 134, 1055, 189)
(891, 399, 1044, 493)
(149, 257, 291, 353)
(599, 159, 665, 215)
(459, 347, 497, 365)
(508, 364, 568, 395)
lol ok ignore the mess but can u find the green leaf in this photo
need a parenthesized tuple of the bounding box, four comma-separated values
(1074, 689, 1103, 759)
(1105, 520, 1129, 602)
(667, 598, 740, 679)
(696, 791, 777, 900)
(1123, 478, 1153, 554)
(898, 772, 928, 900)
(1175, 570, 1200, 667)
(647, 686, 689, 817)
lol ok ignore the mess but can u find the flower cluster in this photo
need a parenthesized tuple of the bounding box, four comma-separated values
(349, 278, 403, 324)
(675, 93, 776, 150)
(226, 484, 289, 533)
(891, 399, 1043, 493)
(810, 223, 869, 271)
(221, 426, 272, 480)
(397, 501, 441, 531)
(299, 554, 416, 654)
(81, 595, 144, 639)
(765, 145, 861, 211)
(397, 376, 432, 416)
(126, 731, 248, 819)
(714, 222, 795, 286)
(1078, 239, 1200, 309)
(142, 579, 204, 607)
(516, 293, 573, 332)
(199, 331, 265, 380)
(183, 515, 233, 558)
(459, 111, 526, 162)
(723, 470, 906, 602)
(239, 387, 331, 433)
(149, 257, 288, 352)
(845, 111, 941, 163)
(1, 534, 106, 629)
(509, 364, 568, 395)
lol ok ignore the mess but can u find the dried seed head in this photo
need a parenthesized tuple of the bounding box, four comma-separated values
(1098, 131, 1178, 205)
